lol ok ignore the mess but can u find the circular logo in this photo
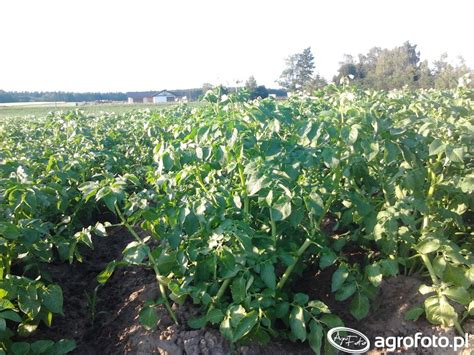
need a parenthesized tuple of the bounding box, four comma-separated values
(327, 326, 370, 354)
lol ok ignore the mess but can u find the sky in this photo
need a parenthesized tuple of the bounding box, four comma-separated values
(0, 0, 473, 92)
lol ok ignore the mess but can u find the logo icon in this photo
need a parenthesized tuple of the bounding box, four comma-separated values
(327, 327, 370, 353)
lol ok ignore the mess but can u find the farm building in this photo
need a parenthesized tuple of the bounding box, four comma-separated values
(153, 90, 177, 103)
(126, 91, 155, 104)
(126, 90, 178, 104)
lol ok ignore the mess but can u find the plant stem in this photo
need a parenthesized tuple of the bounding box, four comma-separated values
(453, 320, 464, 336)
(275, 181, 338, 290)
(243, 197, 249, 218)
(115, 204, 178, 324)
(419, 254, 439, 286)
(416, 161, 464, 336)
(407, 259, 418, 276)
(215, 278, 231, 301)
(422, 164, 437, 229)
(196, 172, 209, 194)
(418, 162, 439, 285)
(277, 238, 312, 290)
(4, 250, 11, 276)
(269, 207, 277, 243)
(418, 251, 464, 335)
(195, 170, 218, 206)
(207, 278, 232, 314)
(237, 161, 249, 220)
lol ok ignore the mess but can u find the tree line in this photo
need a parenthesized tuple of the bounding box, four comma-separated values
(0, 87, 287, 104)
(1, 41, 472, 103)
(0, 91, 127, 104)
(277, 41, 473, 92)
(213, 41, 472, 100)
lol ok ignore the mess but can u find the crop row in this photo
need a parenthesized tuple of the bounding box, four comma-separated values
(0, 85, 472, 354)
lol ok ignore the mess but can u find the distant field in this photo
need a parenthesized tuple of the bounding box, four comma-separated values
(0, 101, 185, 119)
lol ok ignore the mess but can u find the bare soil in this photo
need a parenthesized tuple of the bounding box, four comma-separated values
(30, 228, 472, 354)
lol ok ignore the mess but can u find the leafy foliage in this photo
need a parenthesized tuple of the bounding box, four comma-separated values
(334, 42, 473, 90)
(0, 84, 472, 353)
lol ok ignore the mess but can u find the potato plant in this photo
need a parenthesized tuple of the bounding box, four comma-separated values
(0, 84, 472, 354)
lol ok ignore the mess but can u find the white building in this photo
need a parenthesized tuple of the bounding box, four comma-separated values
(126, 91, 155, 104)
(126, 90, 178, 104)
(153, 90, 177, 103)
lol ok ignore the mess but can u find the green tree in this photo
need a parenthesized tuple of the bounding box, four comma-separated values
(417, 60, 434, 88)
(372, 41, 421, 89)
(333, 54, 362, 83)
(245, 76, 257, 92)
(356, 47, 382, 86)
(307, 75, 327, 90)
(278, 47, 319, 92)
(250, 85, 269, 100)
(433, 54, 472, 89)
(332, 42, 470, 90)
(243, 76, 269, 100)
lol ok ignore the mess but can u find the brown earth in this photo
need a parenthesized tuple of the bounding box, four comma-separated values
(30, 228, 472, 354)
(297, 261, 473, 354)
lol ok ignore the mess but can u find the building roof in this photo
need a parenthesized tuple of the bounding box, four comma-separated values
(126, 91, 158, 99)
(154, 90, 177, 97)
(126, 90, 177, 99)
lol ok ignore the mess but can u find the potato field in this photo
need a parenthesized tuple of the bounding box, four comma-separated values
(0, 84, 473, 354)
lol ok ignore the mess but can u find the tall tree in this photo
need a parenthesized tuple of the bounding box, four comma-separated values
(433, 54, 472, 89)
(243, 76, 269, 100)
(278, 53, 300, 92)
(278, 47, 318, 92)
(372, 41, 421, 89)
(297, 47, 315, 88)
(245, 76, 257, 92)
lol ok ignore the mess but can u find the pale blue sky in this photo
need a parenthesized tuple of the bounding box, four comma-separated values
(1, 0, 472, 92)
